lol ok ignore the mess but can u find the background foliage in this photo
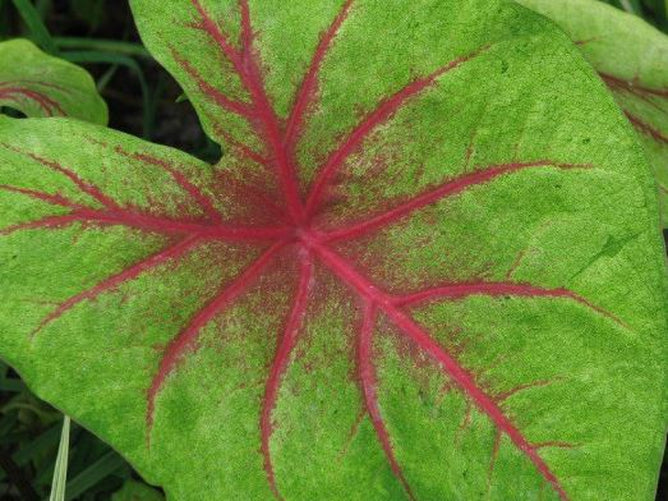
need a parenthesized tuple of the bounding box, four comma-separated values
(0, 0, 665, 499)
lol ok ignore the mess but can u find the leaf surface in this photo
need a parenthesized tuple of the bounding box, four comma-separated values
(0, 39, 107, 124)
(517, 0, 668, 224)
(0, 1, 666, 500)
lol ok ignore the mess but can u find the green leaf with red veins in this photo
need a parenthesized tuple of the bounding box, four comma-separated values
(517, 0, 668, 225)
(0, 1, 666, 500)
(0, 39, 108, 124)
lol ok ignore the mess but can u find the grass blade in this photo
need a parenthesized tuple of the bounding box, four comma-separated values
(65, 451, 125, 500)
(10, 0, 58, 54)
(53, 37, 152, 59)
(49, 416, 70, 501)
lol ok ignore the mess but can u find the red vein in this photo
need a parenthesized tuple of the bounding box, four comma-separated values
(238, 0, 254, 53)
(324, 161, 590, 242)
(394, 281, 623, 326)
(625, 111, 668, 144)
(147, 240, 287, 437)
(305, 46, 490, 215)
(2, 144, 120, 209)
(600, 72, 668, 103)
(306, 238, 569, 500)
(0, 80, 70, 93)
(338, 407, 366, 459)
(189, 0, 305, 222)
(260, 250, 313, 500)
(284, 0, 354, 153)
(358, 302, 415, 500)
(495, 380, 552, 403)
(32, 236, 203, 336)
(114, 146, 224, 223)
(0, 184, 84, 210)
(0, 214, 83, 236)
(214, 124, 271, 168)
(190, 0, 246, 71)
(1, 205, 290, 241)
(171, 49, 257, 120)
(0, 87, 65, 116)
(77, 208, 290, 240)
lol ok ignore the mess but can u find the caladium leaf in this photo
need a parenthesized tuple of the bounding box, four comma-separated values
(1, 1, 666, 500)
(0, 39, 108, 124)
(516, 0, 668, 225)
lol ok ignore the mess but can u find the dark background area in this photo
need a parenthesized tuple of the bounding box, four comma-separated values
(0, 0, 666, 499)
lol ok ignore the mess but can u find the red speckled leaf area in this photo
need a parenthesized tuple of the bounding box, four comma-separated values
(4, 2, 628, 500)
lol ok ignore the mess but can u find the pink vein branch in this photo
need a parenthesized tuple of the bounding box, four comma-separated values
(394, 281, 624, 326)
(600, 73, 668, 104)
(358, 302, 415, 500)
(0, 87, 66, 116)
(324, 160, 590, 242)
(1, 144, 120, 209)
(0, 80, 69, 93)
(113, 146, 224, 223)
(171, 49, 256, 120)
(624, 111, 668, 144)
(237, 0, 305, 222)
(284, 0, 354, 152)
(382, 310, 567, 500)
(0, 184, 84, 210)
(146, 240, 287, 438)
(307, 240, 569, 500)
(1, 207, 290, 241)
(305, 45, 491, 215)
(0, 214, 83, 236)
(190, 0, 305, 221)
(261, 250, 313, 500)
(213, 124, 270, 169)
(32, 236, 203, 337)
(190, 0, 246, 72)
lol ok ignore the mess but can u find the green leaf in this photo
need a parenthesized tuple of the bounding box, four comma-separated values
(0, 1, 666, 500)
(111, 480, 164, 501)
(0, 39, 108, 124)
(515, 0, 668, 224)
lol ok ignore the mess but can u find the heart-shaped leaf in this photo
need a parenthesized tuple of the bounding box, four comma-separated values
(517, 0, 668, 225)
(1, 1, 666, 500)
(0, 39, 108, 124)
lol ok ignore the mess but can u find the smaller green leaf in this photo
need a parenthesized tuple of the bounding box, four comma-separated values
(49, 415, 70, 501)
(0, 39, 108, 124)
(111, 480, 165, 501)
